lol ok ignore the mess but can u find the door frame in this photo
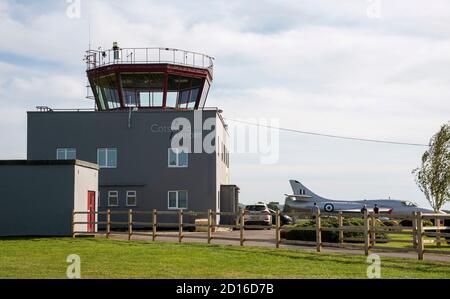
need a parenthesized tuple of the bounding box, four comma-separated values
(87, 191, 96, 233)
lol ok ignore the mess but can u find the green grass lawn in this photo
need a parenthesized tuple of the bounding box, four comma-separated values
(373, 233, 450, 252)
(0, 237, 449, 279)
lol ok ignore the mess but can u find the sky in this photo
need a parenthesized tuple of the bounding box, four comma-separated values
(0, 0, 449, 209)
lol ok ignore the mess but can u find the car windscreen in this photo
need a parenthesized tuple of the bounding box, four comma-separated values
(245, 205, 266, 211)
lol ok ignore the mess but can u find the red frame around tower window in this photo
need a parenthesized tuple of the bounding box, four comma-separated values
(87, 63, 212, 110)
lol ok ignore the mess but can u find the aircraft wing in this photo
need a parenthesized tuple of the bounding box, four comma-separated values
(285, 194, 312, 201)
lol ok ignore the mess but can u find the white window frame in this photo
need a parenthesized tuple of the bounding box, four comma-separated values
(108, 191, 119, 207)
(167, 190, 188, 210)
(56, 148, 76, 160)
(168, 148, 188, 168)
(126, 191, 137, 207)
(97, 148, 118, 169)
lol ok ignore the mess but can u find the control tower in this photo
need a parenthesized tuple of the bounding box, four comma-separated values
(85, 42, 213, 110)
(27, 43, 238, 225)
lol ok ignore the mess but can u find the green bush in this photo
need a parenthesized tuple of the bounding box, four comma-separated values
(382, 220, 398, 226)
(399, 219, 433, 227)
(281, 217, 388, 243)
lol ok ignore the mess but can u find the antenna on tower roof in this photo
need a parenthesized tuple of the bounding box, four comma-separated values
(88, 12, 92, 51)
(85, 9, 95, 108)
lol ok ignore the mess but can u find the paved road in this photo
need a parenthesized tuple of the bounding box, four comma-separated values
(104, 229, 450, 263)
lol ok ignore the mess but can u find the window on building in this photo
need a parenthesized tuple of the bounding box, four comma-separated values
(168, 190, 188, 209)
(126, 191, 137, 206)
(108, 191, 119, 206)
(223, 145, 226, 165)
(121, 72, 165, 107)
(97, 148, 117, 168)
(168, 191, 177, 209)
(167, 75, 202, 109)
(168, 148, 188, 168)
(56, 148, 76, 160)
(198, 79, 210, 109)
(221, 143, 225, 162)
(139, 91, 163, 107)
(93, 74, 120, 110)
(123, 89, 138, 107)
(166, 92, 178, 108)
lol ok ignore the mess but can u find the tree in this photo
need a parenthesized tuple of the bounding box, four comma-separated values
(267, 202, 280, 211)
(412, 122, 450, 212)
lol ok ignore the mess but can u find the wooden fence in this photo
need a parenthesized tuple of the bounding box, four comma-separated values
(73, 209, 282, 247)
(72, 209, 450, 260)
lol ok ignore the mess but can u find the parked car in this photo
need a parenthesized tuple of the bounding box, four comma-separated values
(243, 203, 272, 228)
(269, 209, 293, 226)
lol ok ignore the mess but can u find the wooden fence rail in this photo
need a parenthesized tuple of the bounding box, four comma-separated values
(72, 209, 449, 260)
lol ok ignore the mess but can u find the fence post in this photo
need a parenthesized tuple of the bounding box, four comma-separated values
(235, 212, 239, 228)
(128, 209, 133, 241)
(212, 211, 216, 234)
(370, 213, 376, 246)
(412, 212, 418, 248)
(240, 210, 245, 246)
(275, 210, 281, 248)
(338, 211, 343, 244)
(315, 210, 321, 252)
(72, 210, 76, 238)
(207, 209, 212, 244)
(152, 209, 157, 241)
(363, 210, 369, 256)
(417, 212, 424, 260)
(436, 217, 441, 248)
(106, 209, 111, 239)
(179, 210, 183, 243)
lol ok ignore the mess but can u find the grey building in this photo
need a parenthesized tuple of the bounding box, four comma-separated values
(0, 160, 98, 236)
(26, 44, 238, 224)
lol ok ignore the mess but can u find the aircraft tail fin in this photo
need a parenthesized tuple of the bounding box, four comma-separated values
(289, 180, 328, 202)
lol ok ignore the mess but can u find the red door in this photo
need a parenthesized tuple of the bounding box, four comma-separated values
(87, 191, 96, 232)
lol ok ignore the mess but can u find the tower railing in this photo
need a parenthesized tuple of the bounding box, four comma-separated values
(34, 106, 222, 113)
(85, 47, 214, 73)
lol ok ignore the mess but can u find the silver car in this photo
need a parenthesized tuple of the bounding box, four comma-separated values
(243, 203, 272, 227)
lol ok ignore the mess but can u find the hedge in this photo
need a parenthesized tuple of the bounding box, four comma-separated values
(281, 217, 388, 243)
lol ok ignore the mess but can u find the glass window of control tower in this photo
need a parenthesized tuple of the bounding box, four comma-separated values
(167, 75, 202, 109)
(94, 74, 120, 109)
(121, 72, 164, 107)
